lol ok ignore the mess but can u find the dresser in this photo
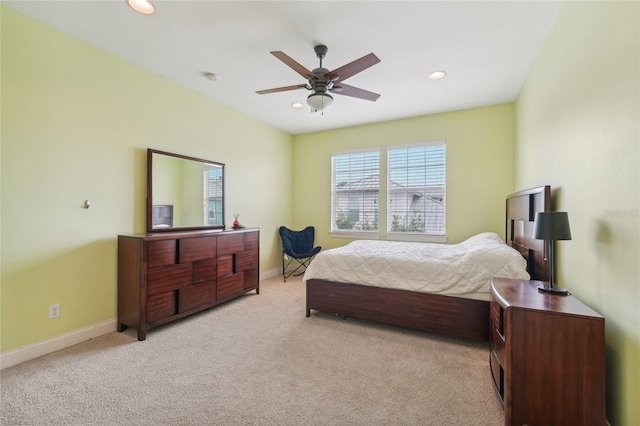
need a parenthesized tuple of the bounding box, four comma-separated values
(118, 228, 259, 340)
(489, 278, 605, 426)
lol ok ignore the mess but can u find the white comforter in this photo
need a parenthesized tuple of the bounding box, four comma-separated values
(303, 232, 530, 296)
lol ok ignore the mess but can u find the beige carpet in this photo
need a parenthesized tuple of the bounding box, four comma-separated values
(1, 275, 503, 426)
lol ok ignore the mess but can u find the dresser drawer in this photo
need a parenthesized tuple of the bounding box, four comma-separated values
(490, 349, 504, 403)
(193, 258, 217, 284)
(218, 273, 244, 299)
(180, 281, 216, 312)
(244, 268, 259, 289)
(236, 249, 258, 272)
(178, 236, 216, 263)
(217, 255, 233, 277)
(490, 300, 504, 336)
(148, 263, 192, 295)
(147, 240, 176, 268)
(147, 291, 177, 323)
(244, 231, 259, 250)
(491, 326, 505, 365)
(218, 233, 244, 255)
(490, 300, 505, 365)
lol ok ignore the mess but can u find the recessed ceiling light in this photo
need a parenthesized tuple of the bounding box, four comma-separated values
(127, 0, 154, 15)
(291, 102, 305, 109)
(428, 71, 447, 80)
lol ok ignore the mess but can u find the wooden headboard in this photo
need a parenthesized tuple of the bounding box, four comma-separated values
(506, 186, 550, 281)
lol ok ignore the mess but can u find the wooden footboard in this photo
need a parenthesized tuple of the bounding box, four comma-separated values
(306, 279, 490, 341)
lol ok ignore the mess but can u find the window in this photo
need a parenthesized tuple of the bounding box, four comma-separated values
(331, 149, 380, 235)
(203, 167, 223, 226)
(387, 142, 446, 238)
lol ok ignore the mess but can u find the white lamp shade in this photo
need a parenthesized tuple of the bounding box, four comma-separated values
(307, 93, 333, 110)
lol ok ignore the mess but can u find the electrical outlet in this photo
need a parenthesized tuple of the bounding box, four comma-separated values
(49, 304, 60, 319)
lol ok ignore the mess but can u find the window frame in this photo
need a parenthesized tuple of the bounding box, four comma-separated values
(386, 141, 447, 243)
(203, 167, 223, 227)
(329, 148, 381, 239)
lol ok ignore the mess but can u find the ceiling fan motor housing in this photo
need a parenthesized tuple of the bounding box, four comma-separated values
(310, 68, 331, 93)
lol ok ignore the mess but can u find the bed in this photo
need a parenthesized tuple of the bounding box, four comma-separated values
(304, 185, 550, 341)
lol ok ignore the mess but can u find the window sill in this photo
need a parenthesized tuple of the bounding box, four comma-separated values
(329, 231, 447, 243)
(386, 233, 447, 243)
(329, 231, 380, 240)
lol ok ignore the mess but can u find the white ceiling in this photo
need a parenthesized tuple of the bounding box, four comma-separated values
(4, 0, 563, 135)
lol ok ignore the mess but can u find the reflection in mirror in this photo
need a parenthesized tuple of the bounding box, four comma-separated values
(147, 149, 225, 232)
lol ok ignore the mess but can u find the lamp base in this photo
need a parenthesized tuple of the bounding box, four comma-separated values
(537, 284, 570, 296)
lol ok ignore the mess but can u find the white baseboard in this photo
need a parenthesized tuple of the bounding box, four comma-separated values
(0, 319, 117, 370)
(1, 271, 282, 370)
(260, 268, 282, 280)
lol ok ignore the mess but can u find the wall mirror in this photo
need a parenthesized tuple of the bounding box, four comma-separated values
(147, 149, 225, 232)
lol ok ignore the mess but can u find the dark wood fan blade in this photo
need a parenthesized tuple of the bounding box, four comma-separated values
(271, 51, 320, 80)
(331, 83, 380, 101)
(256, 84, 307, 95)
(327, 53, 380, 82)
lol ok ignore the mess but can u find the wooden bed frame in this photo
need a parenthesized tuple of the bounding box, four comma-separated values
(305, 185, 551, 341)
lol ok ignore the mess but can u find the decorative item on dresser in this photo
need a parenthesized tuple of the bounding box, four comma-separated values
(117, 228, 259, 340)
(489, 277, 605, 426)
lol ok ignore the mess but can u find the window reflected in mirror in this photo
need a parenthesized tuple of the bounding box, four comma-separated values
(147, 149, 225, 232)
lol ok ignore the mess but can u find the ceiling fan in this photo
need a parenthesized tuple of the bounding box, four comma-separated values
(256, 45, 381, 112)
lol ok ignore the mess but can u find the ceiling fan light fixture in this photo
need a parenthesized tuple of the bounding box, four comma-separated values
(127, 0, 155, 15)
(307, 93, 333, 111)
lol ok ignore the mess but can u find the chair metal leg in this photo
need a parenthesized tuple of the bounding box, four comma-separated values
(282, 252, 287, 282)
(282, 255, 316, 282)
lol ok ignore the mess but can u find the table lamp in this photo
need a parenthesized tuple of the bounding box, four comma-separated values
(533, 211, 572, 295)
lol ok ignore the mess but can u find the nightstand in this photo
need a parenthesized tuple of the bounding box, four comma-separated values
(489, 278, 606, 426)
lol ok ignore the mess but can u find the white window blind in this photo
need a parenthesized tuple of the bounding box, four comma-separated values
(203, 167, 223, 226)
(331, 149, 380, 232)
(387, 142, 446, 235)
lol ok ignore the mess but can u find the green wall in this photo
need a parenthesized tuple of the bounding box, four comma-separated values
(1, 6, 293, 352)
(292, 104, 517, 250)
(2, 3, 639, 424)
(515, 2, 639, 425)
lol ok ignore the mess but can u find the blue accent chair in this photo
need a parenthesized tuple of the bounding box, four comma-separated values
(278, 226, 321, 281)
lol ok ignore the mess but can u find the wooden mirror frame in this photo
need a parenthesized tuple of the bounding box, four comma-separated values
(146, 149, 225, 233)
